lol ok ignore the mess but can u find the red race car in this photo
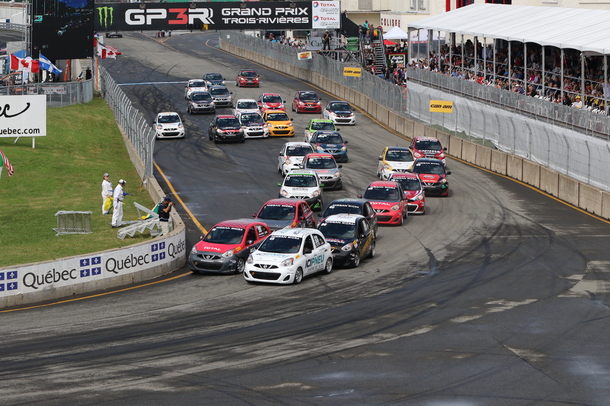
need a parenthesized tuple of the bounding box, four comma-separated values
(235, 70, 260, 87)
(252, 198, 316, 231)
(292, 90, 322, 114)
(411, 158, 451, 197)
(257, 93, 286, 112)
(388, 172, 426, 214)
(358, 181, 408, 225)
(409, 136, 448, 165)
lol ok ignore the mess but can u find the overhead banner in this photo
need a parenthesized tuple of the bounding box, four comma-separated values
(95, 2, 338, 31)
(0, 95, 47, 138)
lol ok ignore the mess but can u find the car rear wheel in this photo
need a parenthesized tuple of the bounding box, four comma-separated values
(352, 252, 361, 268)
(235, 258, 245, 273)
(293, 268, 303, 284)
(323, 258, 333, 274)
(368, 241, 376, 258)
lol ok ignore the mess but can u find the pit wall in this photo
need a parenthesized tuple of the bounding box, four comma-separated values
(0, 123, 187, 309)
(220, 40, 610, 221)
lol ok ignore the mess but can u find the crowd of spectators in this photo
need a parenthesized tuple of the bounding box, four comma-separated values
(409, 40, 610, 113)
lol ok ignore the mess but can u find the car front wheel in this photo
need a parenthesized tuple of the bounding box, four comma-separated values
(323, 258, 333, 274)
(293, 268, 303, 284)
(368, 241, 376, 258)
(352, 252, 361, 268)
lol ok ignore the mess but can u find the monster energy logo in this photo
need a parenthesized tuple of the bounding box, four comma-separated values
(97, 7, 114, 28)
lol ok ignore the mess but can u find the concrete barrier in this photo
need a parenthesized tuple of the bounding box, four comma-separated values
(507, 155, 524, 181)
(579, 183, 603, 216)
(522, 160, 541, 188)
(558, 174, 579, 207)
(461, 140, 477, 164)
(475, 144, 492, 169)
(490, 149, 508, 174)
(540, 167, 560, 197)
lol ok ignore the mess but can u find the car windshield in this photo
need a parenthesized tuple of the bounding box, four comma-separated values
(286, 146, 313, 156)
(263, 95, 282, 103)
(284, 175, 317, 187)
(158, 115, 180, 124)
(311, 122, 335, 131)
(240, 113, 263, 125)
(363, 186, 401, 201)
(189, 80, 206, 88)
(241, 71, 257, 78)
(415, 140, 442, 151)
(237, 101, 258, 109)
(203, 226, 244, 244)
(315, 134, 343, 144)
(413, 162, 445, 174)
(323, 204, 361, 217)
(258, 235, 302, 254)
(329, 102, 351, 111)
(306, 157, 336, 169)
(392, 178, 421, 191)
(191, 93, 212, 102)
(318, 222, 356, 240)
(299, 92, 318, 101)
(267, 113, 289, 121)
(258, 204, 295, 220)
(386, 150, 414, 161)
(210, 88, 229, 95)
(206, 73, 223, 80)
(217, 117, 240, 126)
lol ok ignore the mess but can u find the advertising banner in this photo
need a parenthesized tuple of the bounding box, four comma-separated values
(297, 51, 313, 60)
(0, 95, 47, 138)
(429, 100, 454, 113)
(95, 2, 315, 31)
(311, 1, 341, 30)
(0, 232, 186, 298)
(343, 67, 362, 77)
(389, 54, 406, 68)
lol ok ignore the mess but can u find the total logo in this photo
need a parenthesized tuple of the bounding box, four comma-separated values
(125, 8, 214, 26)
(313, 2, 338, 7)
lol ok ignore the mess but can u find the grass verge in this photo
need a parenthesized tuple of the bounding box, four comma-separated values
(0, 96, 155, 268)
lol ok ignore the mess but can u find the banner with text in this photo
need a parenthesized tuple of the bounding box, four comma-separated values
(311, 1, 341, 29)
(0, 95, 46, 138)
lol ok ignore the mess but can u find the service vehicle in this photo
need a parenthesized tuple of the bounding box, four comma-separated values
(257, 93, 286, 112)
(323, 100, 356, 125)
(153, 112, 185, 139)
(262, 110, 294, 137)
(278, 169, 323, 211)
(319, 198, 378, 238)
(300, 153, 342, 190)
(308, 131, 348, 163)
(358, 181, 408, 226)
(184, 78, 207, 99)
(377, 146, 415, 180)
(388, 172, 426, 214)
(411, 158, 451, 197)
(186, 91, 215, 114)
(208, 85, 233, 108)
(233, 99, 260, 115)
(203, 72, 226, 87)
(277, 142, 315, 176)
(409, 136, 448, 165)
(317, 214, 375, 268)
(237, 111, 268, 138)
(235, 70, 260, 87)
(243, 228, 333, 285)
(188, 219, 271, 275)
(292, 90, 322, 113)
(208, 115, 245, 143)
(252, 198, 316, 230)
(303, 119, 337, 142)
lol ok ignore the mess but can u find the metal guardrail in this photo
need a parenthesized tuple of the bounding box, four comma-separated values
(0, 80, 94, 108)
(0, 22, 26, 32)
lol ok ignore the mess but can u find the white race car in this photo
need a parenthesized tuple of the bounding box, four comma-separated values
(244, 228, 333, 284)
(154, 112, 185, 139)
(184, 79, 208, 99)
(233, 99, 260, 115)
(277, 141, 314, 176)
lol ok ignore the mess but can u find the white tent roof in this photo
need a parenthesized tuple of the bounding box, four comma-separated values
(408, 3, 610, 55)
(383, 26, 409, 40)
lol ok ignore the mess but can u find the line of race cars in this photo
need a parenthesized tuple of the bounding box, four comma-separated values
(158, 70, 452, 285)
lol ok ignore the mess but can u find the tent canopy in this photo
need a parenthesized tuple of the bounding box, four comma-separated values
(408, 3, 610, 55)
(383, 26, 408, 40)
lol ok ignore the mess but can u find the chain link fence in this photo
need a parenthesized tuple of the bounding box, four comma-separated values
(0, 80, 94, 107)
(99, 67, 155, 179)
(222, 32, 610, 192)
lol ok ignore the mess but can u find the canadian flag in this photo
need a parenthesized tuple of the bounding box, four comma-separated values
(10, 54, 40, 73)
(96, 41, 120, 59)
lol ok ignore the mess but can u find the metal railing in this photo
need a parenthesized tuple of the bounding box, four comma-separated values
(0, 80, 94, 107)
(221, 32, 610, 192)
(99, 67, 155, 179)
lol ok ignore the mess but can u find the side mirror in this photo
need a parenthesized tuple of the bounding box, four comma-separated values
(378, 156, 382, 160)
(443, 147, 448, 151)
(357, 194, 363, 198)
(338, 165, 343, 168)
(344, 140, 348, 144)
(446, 171, 452, 175)
(277, 183, 282, 187)
(251, 213, 256, 218)
(246, 240, 254, 245)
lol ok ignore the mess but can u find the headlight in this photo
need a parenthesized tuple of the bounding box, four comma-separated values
(341, 145, 347, 151)
(414, 193, 424, 201)
(440, 178, 448, 184)
(287, 122, 293, 127)
(316, 145, 324, 152)
(190, 246, 198, 254)
(391, 204, 400, 211)
(438, 152, 446, 159)
(312, 190, 320, 197)
(280, 189, 289, 197)
(267, 123, 274, 128)
(383, 163, 393, 171)
(247, 254, 253, 264)
(285, 157, 292, 165)
(178, 123, 184, 129)
(222, 249, 235, 258)
(413, 151, 424, 158)
(341, 242, 354, 251)
(280, 257, 294, 267)
(156, 124, 163, 130)
(334, 171, 341, 177)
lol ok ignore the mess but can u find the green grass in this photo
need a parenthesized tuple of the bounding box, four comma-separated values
(0, 96, 155, 268)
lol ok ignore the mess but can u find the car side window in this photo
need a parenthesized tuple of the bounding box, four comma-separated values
(365, 202, 374, 218)
(301, 203, 311, 217)
(304, 236, 314, 252)
(246, 227, 257, 244)
(256, 225, 269, 238)
(360, 220, 370, 235)
(313, 234, 325, 248)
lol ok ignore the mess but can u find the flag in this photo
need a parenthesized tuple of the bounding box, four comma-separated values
(0, 150, 14, 177)
(10, 54, 39, 73)
(38, 53, 62, 75)
(96, 41, 120, 59)
(297, 51, 312, 60)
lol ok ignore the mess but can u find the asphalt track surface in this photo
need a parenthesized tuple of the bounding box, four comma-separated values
(2, 32, 610, 406)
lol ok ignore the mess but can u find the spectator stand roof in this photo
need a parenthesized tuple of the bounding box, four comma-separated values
(408, 4, 610, 55)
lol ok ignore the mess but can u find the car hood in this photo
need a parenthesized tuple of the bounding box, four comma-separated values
(329, 109, 353, 115)
(188, 87, 207, 93)
(237, 109, 260, 114)
(243, 121, 265, 127)
(325, 237, 353, 246)
(194, 241, 240, 254)
(251, 251, 293, 262)
(316, 143, 344, 149)
(256, 219, 294, 231)
(218, 126, 242, 131)
(263, 103, 284, 108)
(418, 173, 444, 182)
(404, 190, 423, 199)
(311, 168, 339, 176)
(386, 161, 414, 170)
(159, 122, 181, 128)
(268, 120, 292, 126)
(370, 200, 400, 209)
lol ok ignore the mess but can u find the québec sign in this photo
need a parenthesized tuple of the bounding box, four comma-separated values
(94, 1, 340, 31)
